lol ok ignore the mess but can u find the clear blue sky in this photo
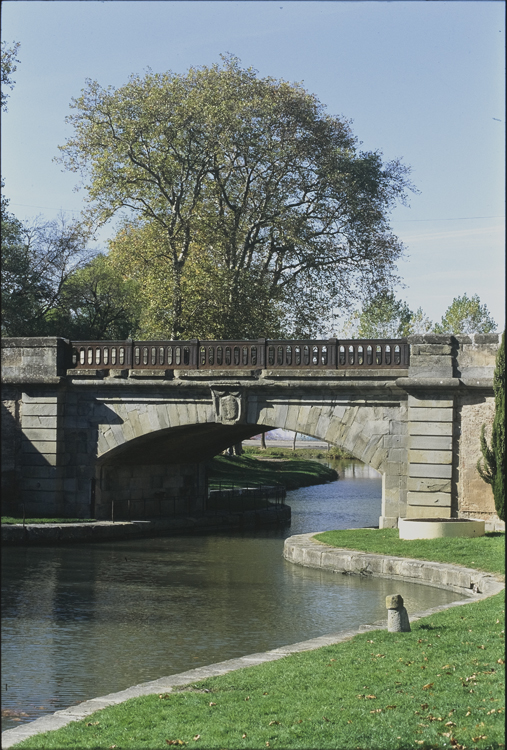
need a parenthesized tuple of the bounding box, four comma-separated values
(1, 1, 505, 329)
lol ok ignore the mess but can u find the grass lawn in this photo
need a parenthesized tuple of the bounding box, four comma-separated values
(244, 445, 353, 460)
(207, 454, 338, 491)
(9, 531, 505, 750)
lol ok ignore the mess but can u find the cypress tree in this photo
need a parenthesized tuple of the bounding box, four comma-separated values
(477, 332, 505, 520)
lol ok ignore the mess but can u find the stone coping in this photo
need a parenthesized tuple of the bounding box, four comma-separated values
(283, 532, 505, 597)
(1, 506, 290, 546)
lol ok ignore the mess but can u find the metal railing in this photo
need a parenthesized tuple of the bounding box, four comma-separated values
(206, 482, 286, 514)
(107, 485, 286, 521)
(68, 338, 409, 371)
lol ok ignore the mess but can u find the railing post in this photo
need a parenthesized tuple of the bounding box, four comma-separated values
(189, 339, 199, 368)
(125, 339, 133, 369)
(258, 338, 266, 368)
(328, 337, 338, 368)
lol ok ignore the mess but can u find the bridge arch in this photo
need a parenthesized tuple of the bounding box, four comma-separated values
(92, 393, 405, 523)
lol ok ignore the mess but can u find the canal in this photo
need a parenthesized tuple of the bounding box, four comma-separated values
(1, 460, 463, 731)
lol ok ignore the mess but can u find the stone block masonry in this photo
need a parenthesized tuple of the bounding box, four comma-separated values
(1, 334, 502, 526)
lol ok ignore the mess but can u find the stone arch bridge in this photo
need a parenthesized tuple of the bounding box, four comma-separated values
(1, 334, 501, 528)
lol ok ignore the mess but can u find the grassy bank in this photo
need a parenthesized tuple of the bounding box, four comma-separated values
(207, 454, 338, 491)
(11, 531, 504, 750)
(314, 528, 505, 578)
(243, 445, 353, 460)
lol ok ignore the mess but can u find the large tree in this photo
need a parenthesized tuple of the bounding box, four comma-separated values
(1, 190, 93, 336)
(49, 253, 143, 340)
(433, 294, 497, 335)
(57, 56, 414, 339)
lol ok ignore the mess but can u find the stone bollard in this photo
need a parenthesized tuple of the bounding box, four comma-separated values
(386, 594, 411, 632)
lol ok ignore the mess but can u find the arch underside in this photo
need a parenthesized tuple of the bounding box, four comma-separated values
(97, 397, 404, 475)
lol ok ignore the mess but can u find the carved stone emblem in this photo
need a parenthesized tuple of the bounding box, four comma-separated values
(211, 388, 245, 424)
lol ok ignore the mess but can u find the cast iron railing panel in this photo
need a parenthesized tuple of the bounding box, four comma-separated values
(69, 338, 409, 371)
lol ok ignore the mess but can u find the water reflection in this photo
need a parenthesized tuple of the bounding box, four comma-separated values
(1, 460, 462, 730)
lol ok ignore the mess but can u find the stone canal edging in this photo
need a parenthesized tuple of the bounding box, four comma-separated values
(283, 532, 505, 597)
(2, 532, 504, 749)
(1, 505, 290, 545)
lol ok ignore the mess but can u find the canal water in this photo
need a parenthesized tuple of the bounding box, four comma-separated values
(1, 460, 463, 731)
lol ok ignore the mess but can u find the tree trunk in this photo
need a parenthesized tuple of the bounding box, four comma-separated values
(233, 442, 243, 456)
(261, 432, 267, 450)
(292, 431, 297, 451)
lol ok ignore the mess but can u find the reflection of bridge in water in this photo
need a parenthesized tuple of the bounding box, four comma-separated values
(1, 334, 501, 528)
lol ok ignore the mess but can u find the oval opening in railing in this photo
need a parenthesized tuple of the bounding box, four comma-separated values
(67, 339, 409, 371)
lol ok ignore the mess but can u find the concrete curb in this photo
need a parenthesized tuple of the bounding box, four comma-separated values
(283, 532, 505, 597)
(1, 505, 291, 545)
(2, 534, 504, 748)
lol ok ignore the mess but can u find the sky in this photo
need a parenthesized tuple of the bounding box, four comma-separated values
(1, 0, 505, 330)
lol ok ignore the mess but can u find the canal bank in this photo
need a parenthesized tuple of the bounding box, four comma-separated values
(2, 536, 503, 749)
(1, 504, 291, 546)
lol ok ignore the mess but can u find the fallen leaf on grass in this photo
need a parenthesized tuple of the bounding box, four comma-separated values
(166, 742, 186, 747)
(497, 658, 504, 664)
(445, 721, 457, 727)
(422, 683, 434, 691)
(421, 704, 429, 709)
(450, 739, 465, 749)
(244, 697, 250, 701)
(269, 720, 280, 725)
(242, 734, 247, 739)
(472, 737, 487, 743)
(322, 717, 329, 722)
(385, 705, 397, 709)
(86, 721, 100, 726)
(370, 709, 382, 713)
(159, 694, 171, 699)
(209, 702, 217, 707)
(193, 736, 200, 741)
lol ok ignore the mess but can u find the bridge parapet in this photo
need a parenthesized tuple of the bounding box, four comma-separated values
(66, 338, 409, 375)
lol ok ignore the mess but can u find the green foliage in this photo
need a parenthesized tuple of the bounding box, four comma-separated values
(433, 294, 497, 335)
(1, 199, 92, 336)
(1, 40, 20, 111)
(477, 332, 505, 520)
(58, 55, 414, 339)
(341, 292, 432, 339)
(49, 254, 143, 339)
